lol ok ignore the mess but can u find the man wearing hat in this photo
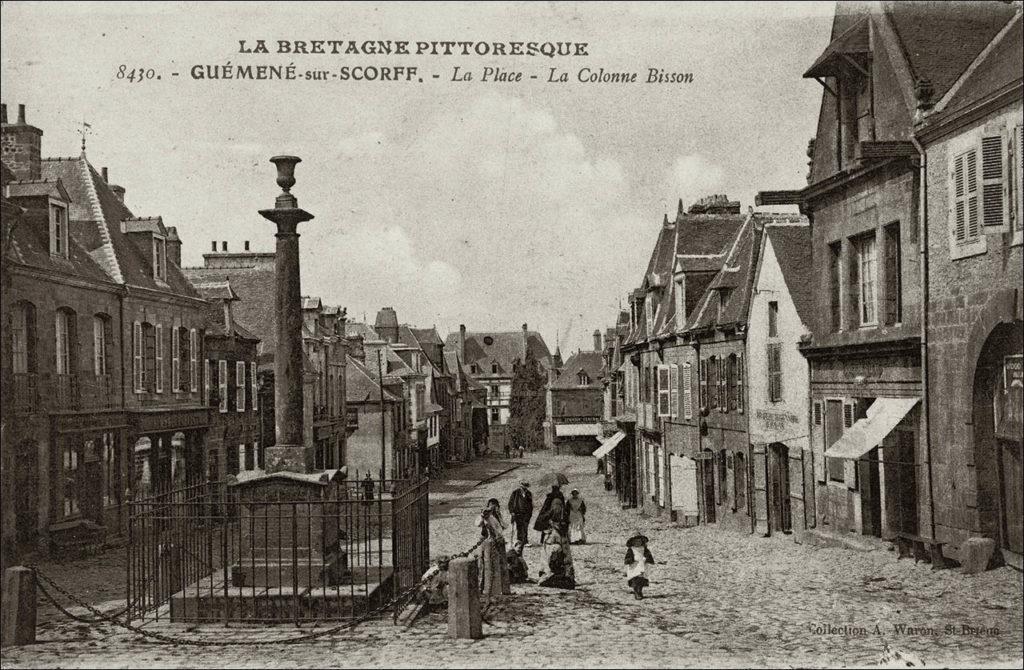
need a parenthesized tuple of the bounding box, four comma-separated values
(507, 480, 534, 548)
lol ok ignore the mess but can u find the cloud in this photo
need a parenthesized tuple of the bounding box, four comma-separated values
(666, 154, 725, 204)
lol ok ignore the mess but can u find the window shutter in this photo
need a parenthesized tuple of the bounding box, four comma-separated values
(189, 329, 199, 392)
(682, 363, 692, 419)
(813, 402, 822, 425)
(980, 134, 1005, 228)
(1015, 124, 1023, 233)
(155, 324, 164, 393)
(251, 362, 258, 413)
(204, 359, 212, 406)
(669, 364, 679, 418)
(237, 361, 246, 412)
(953, 153, 967, 242)
(967, 148, 980, 240)
(736, 353, 744, 412)
(171, 326, 180, 392)
(843, 402, 854, 428)
(133, 322, 142, 392)
(699, 359, 707, 408)
(718, 356, 727, 412)
(218, 360, 228, 413)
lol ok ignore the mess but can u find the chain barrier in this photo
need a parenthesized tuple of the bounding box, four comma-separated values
(26, 531, 497, 646)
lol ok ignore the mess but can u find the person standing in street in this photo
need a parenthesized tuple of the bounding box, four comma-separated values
(624, 530, 655, 600)
(533, 483, 565, 545)
(566, 489, 587, 544)
(508, 480, 534, 547)
(503, 442, 511, 459)
(517, 445, 525, 459)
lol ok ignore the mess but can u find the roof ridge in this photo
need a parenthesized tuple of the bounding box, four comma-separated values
(79, 156, 123, 283)
(933, 10, 1022, 114)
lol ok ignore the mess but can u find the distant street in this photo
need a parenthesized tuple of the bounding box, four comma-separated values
(3, 452, 1021, 668)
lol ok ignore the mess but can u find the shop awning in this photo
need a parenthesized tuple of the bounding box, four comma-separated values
(824, 397, 920, 460)
(592, 431, 626, 459)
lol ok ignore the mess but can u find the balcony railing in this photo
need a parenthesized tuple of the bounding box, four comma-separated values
(10, 372, 119, 413)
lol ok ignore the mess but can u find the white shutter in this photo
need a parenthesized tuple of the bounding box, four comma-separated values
(736, 353, 744, 412)
(155, 324, 164, 393)
(171, 326, 180, 392)
(218, 360, 228, 413)
(967, 148, 980, 240)
(1015, 124, 1023, 234)
(980, 134, 1006, 229)
(189, 329, 199, 392)
(669, 364, 679, 418)
(236, 361, 246, 413)
(93, 317, 104, 376)
(204, 359, 211, 406)
(682, 363, 693, 420)
(251, 362, 258, 412)
(133, 322, 143, 392)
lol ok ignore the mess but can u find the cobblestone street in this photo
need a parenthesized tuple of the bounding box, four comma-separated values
(2, 452, 1021, 668)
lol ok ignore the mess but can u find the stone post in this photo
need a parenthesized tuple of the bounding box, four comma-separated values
(447, 557, 482, 639)
(1, 567, 36, 647)
(259, 156, 315, 473)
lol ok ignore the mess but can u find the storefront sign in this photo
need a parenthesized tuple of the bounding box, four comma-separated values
(755, 408, 800, 432)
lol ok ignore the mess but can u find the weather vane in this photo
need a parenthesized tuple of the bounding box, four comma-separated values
(77, 120, 92, 153)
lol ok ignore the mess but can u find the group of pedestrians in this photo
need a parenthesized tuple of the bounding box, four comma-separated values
(503, 442, 527, 459)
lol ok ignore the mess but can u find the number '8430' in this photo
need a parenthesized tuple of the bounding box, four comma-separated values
(116, 65, 157, 82)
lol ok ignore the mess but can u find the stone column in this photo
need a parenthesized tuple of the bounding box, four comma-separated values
(259, 156, 314, 473)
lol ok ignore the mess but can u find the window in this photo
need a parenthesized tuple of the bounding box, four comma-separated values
(205, 359, 213, 407)
(55, 309, 76, 375)
(853, 232, 877, 327)
(251, 362, 258, 412)
(707, 356, 718, 409)
(62, 441, 80, 517)
(142, 323, 155, 393)
(491, 363, 498, 374)
(218, 360, 228, 413)
(767, 343, 783, 402)
(50, 204, 68, 258)
(717, 450, 728, 504)
(682, 363, 693, 420)
(768, 301, 778, 338)
(153, 236, 167, 281)
(884, 223, 902, 325)
(133, 322, 143, 392)
(727, 354, 738, 411)
(952, 147, 981, 244)
(717, 288, 731, 323)
(980, 134, 1005, 229)
(829, 241, 842, 332)
(227, 444, 239, 476)
(669, 364, 679, 418)
(645, 293, 653, 335)
(93, 315, 109, 376)
(172, 326, 181, 392)
(189, 329, 199, 392)
(236, 361, 246, 412)
(102, 433, 119, 508)
(490, 408, 500, 423)
(577, 371, 590, 386)
(11, 302, 35, 374)
(675, 275, 686, 328)
(470, 364, 479, 374)
(657, 365, 671, 417)
(155, 324, 164, 393)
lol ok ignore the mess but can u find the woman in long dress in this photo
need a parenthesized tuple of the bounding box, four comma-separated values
(566, 489, 587, 544)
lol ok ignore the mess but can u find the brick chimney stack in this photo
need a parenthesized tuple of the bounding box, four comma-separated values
(459, 324, 467, 361)
(522, 323, 529, 360)
(165, 226, 182, 267)
(1, 102, 43, 181)
(593, 329, 602, 352)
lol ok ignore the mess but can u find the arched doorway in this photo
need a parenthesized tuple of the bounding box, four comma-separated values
(972, 321, 1023, 559)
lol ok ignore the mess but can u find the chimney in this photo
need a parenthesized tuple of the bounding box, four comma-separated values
(165, 226, 182, 267)
(346, 334, 365, 363)
(101, 167, 109, 182)
(110, 183, 125, 202)
(593, 329, 602, 352)
(522, 323, 528, 359)
(459, 324, 467, 361)
(1, 102, 43, 180)
(374, 307, 399, 344)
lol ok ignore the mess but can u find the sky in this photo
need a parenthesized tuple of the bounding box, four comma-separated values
(1, 1, 834, 354)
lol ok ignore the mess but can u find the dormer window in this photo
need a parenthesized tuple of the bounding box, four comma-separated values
(675, 275, 686, 328)
(152, 236, 167, 281)
(717, 288, 731, 322)
(577, 371, 590, 386)
(50, 203, 69, 258)
(644, 293, 653, 334)
(491, 363, 499, 374)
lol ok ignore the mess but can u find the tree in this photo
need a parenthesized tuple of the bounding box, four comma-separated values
(508, 348, 546, 451)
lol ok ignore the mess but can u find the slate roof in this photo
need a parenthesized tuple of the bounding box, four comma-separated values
(347, 356, 400, 404)
(927, 15, 1023, 126)
(443, 330, 553, 372)
(550, 351, 606, 390)
(40, 155, 200, 296)
(763, 224, 814, 327)
(409, 326, 444, 347)
(884, 1, 1017, 101)
(184, 264, 277, 356)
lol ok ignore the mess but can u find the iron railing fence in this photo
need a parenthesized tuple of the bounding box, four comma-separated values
(127, 476, 429, 624)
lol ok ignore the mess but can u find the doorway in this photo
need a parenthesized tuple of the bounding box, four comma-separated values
(768, 443, 792, 533)
(701, 449, 716, 523)
(14, 440, 39, 554)
(858, 447, 882, 537)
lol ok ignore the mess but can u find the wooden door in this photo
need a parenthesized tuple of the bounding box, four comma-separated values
(770, 443, 792, 533)
(1000, 439, 1023, 553)
(14, 440, 39, 551)
(859, 447, 882, 537)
